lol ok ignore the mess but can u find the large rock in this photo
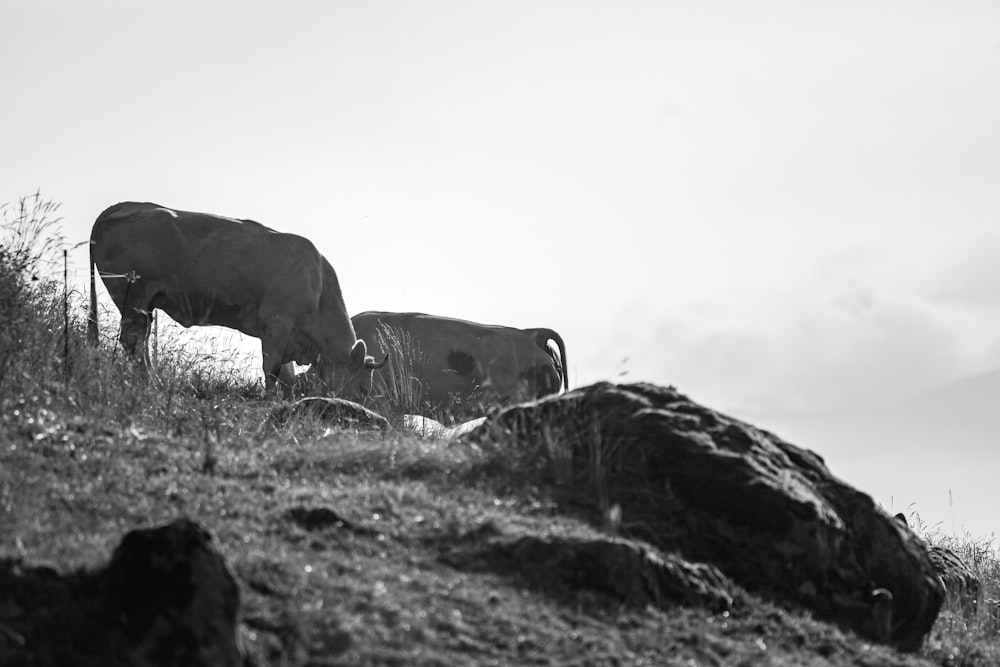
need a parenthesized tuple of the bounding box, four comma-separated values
(104, 518, 243, 667)
(0, 519, 246, 666)
(463, 382, 945, 651)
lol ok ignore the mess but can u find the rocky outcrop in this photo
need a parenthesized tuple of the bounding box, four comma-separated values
(0, 519, 250, 667)
(104, 519, 243, 667)
(463, 382, 945, 651)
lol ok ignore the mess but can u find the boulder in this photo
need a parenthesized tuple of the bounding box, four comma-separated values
(0, 519, 247, 666)
(104, 518, 243, 667)
(0, 558, 119, 665)
(463, 382, 944, 651)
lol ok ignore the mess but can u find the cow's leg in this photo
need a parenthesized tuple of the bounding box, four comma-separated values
(278, 362, 297, 399)
(114, 283, 156, 380)
(261, 347, 282, 396)
(260, 317, 294, 398)
(104, 274, 154, 369)
(117, 307, 160, 386)
(118, 311, 150, 360)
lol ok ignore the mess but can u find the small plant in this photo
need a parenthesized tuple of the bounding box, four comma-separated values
(0, 192, 73, 399)
(365, 323, 429, 422)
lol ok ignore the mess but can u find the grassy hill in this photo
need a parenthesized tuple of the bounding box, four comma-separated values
(2, 196, 999, 665)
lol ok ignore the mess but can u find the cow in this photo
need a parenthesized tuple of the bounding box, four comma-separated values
(350, 310, 568, 421)
(88, 202, 386, 397)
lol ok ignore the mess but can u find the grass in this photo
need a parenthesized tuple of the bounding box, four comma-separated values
(2, 193, 1000, 665)
(363, 322, 497, 426)
(1, 408, 952, 666)
(365, 323, 430, 422)
(903, 511, 1000, 666)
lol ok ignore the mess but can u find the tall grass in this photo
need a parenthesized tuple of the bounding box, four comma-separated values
(0, 193, 264, 431)
(0, 192, 77, 398)
(363, 323, 429, 422)
(904, 511, 1000, 663)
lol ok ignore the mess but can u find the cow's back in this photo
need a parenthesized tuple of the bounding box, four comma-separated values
(352, 311, 560, 409)
(91, 203, 326, 337)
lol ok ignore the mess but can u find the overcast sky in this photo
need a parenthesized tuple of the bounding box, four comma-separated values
(4, 2, 1000, 532)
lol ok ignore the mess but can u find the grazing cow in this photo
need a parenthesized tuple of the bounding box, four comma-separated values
(351, 310, 568, 420)
(88, 202, 386, 397)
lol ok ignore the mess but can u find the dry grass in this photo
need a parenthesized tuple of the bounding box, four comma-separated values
(364, 323, 429, 422)
(363, 322, 492, 426)
(900, 512, 1000, 666)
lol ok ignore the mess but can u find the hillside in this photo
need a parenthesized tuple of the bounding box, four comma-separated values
(0, 395, 950, 666)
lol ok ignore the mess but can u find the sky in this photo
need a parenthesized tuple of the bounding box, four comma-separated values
(3, 2, 1000, 535)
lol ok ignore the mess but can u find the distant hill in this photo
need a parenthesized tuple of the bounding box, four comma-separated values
(897, 368, 1000, 426)
(742, 369, 1000, 538)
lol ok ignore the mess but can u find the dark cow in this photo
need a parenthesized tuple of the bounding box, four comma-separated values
(88, 202, 385, 396)
(351, 310, 568, 420)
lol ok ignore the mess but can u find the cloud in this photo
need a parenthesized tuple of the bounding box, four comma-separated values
(618, 244, 1000, 415)
(925, 234, 1000, 308)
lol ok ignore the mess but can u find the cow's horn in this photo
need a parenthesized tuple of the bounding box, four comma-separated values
(369, 353, 389, 370)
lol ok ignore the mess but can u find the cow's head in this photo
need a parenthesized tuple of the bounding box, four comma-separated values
(333, 339, 389, 402)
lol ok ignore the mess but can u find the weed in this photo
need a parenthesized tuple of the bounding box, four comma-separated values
(363, 323, 432, 423)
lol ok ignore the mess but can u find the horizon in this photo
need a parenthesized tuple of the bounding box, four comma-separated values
(3, 1, 999, 539)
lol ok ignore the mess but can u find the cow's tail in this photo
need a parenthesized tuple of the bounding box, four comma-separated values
(530, 328, 568, 391)
(87, 233, 98, 345)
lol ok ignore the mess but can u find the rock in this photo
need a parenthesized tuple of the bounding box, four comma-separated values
(104, 518, 244, 667)
(402, 414, 486, 440)
(463, 381, 944, 651)
(271, 397, 390, 430)
(447, 531, 735, 613)
(894, 513, 982, 620)
(0, 520, 251, 666)
(284, 505, 377, 536)
(928, 545, 982, 618)
(0, 558, 120, 665)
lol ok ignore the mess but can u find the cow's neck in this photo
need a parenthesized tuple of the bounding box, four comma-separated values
(312, 263, 358, 368)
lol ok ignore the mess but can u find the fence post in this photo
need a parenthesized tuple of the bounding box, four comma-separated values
(63, 249, 69, 391)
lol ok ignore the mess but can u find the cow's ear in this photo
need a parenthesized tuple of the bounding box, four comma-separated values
(350, 339, 368, 367)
